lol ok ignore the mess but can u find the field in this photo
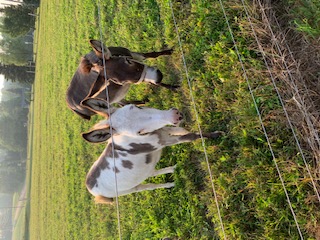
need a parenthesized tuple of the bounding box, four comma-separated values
(28, 0, 320, 239)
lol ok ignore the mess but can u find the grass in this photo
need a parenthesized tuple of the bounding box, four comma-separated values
(28, 0, 320, 239)
(288, 0, 320, 39)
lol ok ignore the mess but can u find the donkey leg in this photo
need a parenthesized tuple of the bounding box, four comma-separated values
(178, 131, 224, 142)
(156, 82, 180, 91)
(151, 165, 177, 177)
(118, 99, 148, 106)
(119, 183, 175, 195)
(132, 49, 173, 60)
(155, 127, 224, 147)
(165, 127, 190, 136)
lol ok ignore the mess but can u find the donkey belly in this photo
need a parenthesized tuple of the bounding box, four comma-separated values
(90, 151, 161, 198)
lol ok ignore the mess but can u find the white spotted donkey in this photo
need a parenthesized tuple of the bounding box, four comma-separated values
(81, 98, 223, 204)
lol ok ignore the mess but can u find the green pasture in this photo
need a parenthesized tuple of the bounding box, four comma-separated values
(29, 0, 320, 239)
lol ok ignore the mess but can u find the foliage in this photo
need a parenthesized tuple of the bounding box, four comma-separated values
(0, 33, 34, 66)
(24, 0, 40, 4)
(27, 0, 320, 239)
(287, 0, 320, 38)
(0, 97, 29, 152)
(0, 169, 25, 194)
(0, 64, 34, 83)
(0, 152, 25, 194)
(0, 4, 37, 38)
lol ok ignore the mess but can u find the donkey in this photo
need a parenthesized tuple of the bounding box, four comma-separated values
(66, 40, 178, 120)
(81, 98, 223, 204)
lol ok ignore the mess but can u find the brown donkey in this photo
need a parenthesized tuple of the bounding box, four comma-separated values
(66, 40, 178, 120)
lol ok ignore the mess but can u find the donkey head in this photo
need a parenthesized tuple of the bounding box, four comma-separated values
(81, 98, 183, 143)
(82, 40, 163, 85)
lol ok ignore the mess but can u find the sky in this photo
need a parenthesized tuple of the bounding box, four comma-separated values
(0, 0, 22, 7)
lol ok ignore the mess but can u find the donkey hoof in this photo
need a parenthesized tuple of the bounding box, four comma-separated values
(170, 85, 180, 92)
(209, 131, 225, 139)
(165, 48, 174, 55)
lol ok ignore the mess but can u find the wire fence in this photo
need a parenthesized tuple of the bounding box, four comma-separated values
(94, 0, 319, 239)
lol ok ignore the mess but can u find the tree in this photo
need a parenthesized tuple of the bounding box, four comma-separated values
(0, 4, 37, 38)
(0, 97, 28, 152)
(0, 168, 24, 194)
(0, 115, 28, 152)
(0, 33, 34, 66)
(22, 0, 40, 5)
(0, 152, 25, 172)
(0, 64, 34, 83)
(0, 151, 26, 195)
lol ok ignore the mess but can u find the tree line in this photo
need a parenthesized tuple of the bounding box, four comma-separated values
(0, 0, 39, 74)
(0, 0, 39, 194)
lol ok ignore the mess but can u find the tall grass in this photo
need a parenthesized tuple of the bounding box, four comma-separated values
(288, 0, 320, 39)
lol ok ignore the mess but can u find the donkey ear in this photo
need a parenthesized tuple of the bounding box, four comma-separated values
(89, 40, 111, 60)
(81, 98, 116, 118)
(82, 128, 111, 143)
